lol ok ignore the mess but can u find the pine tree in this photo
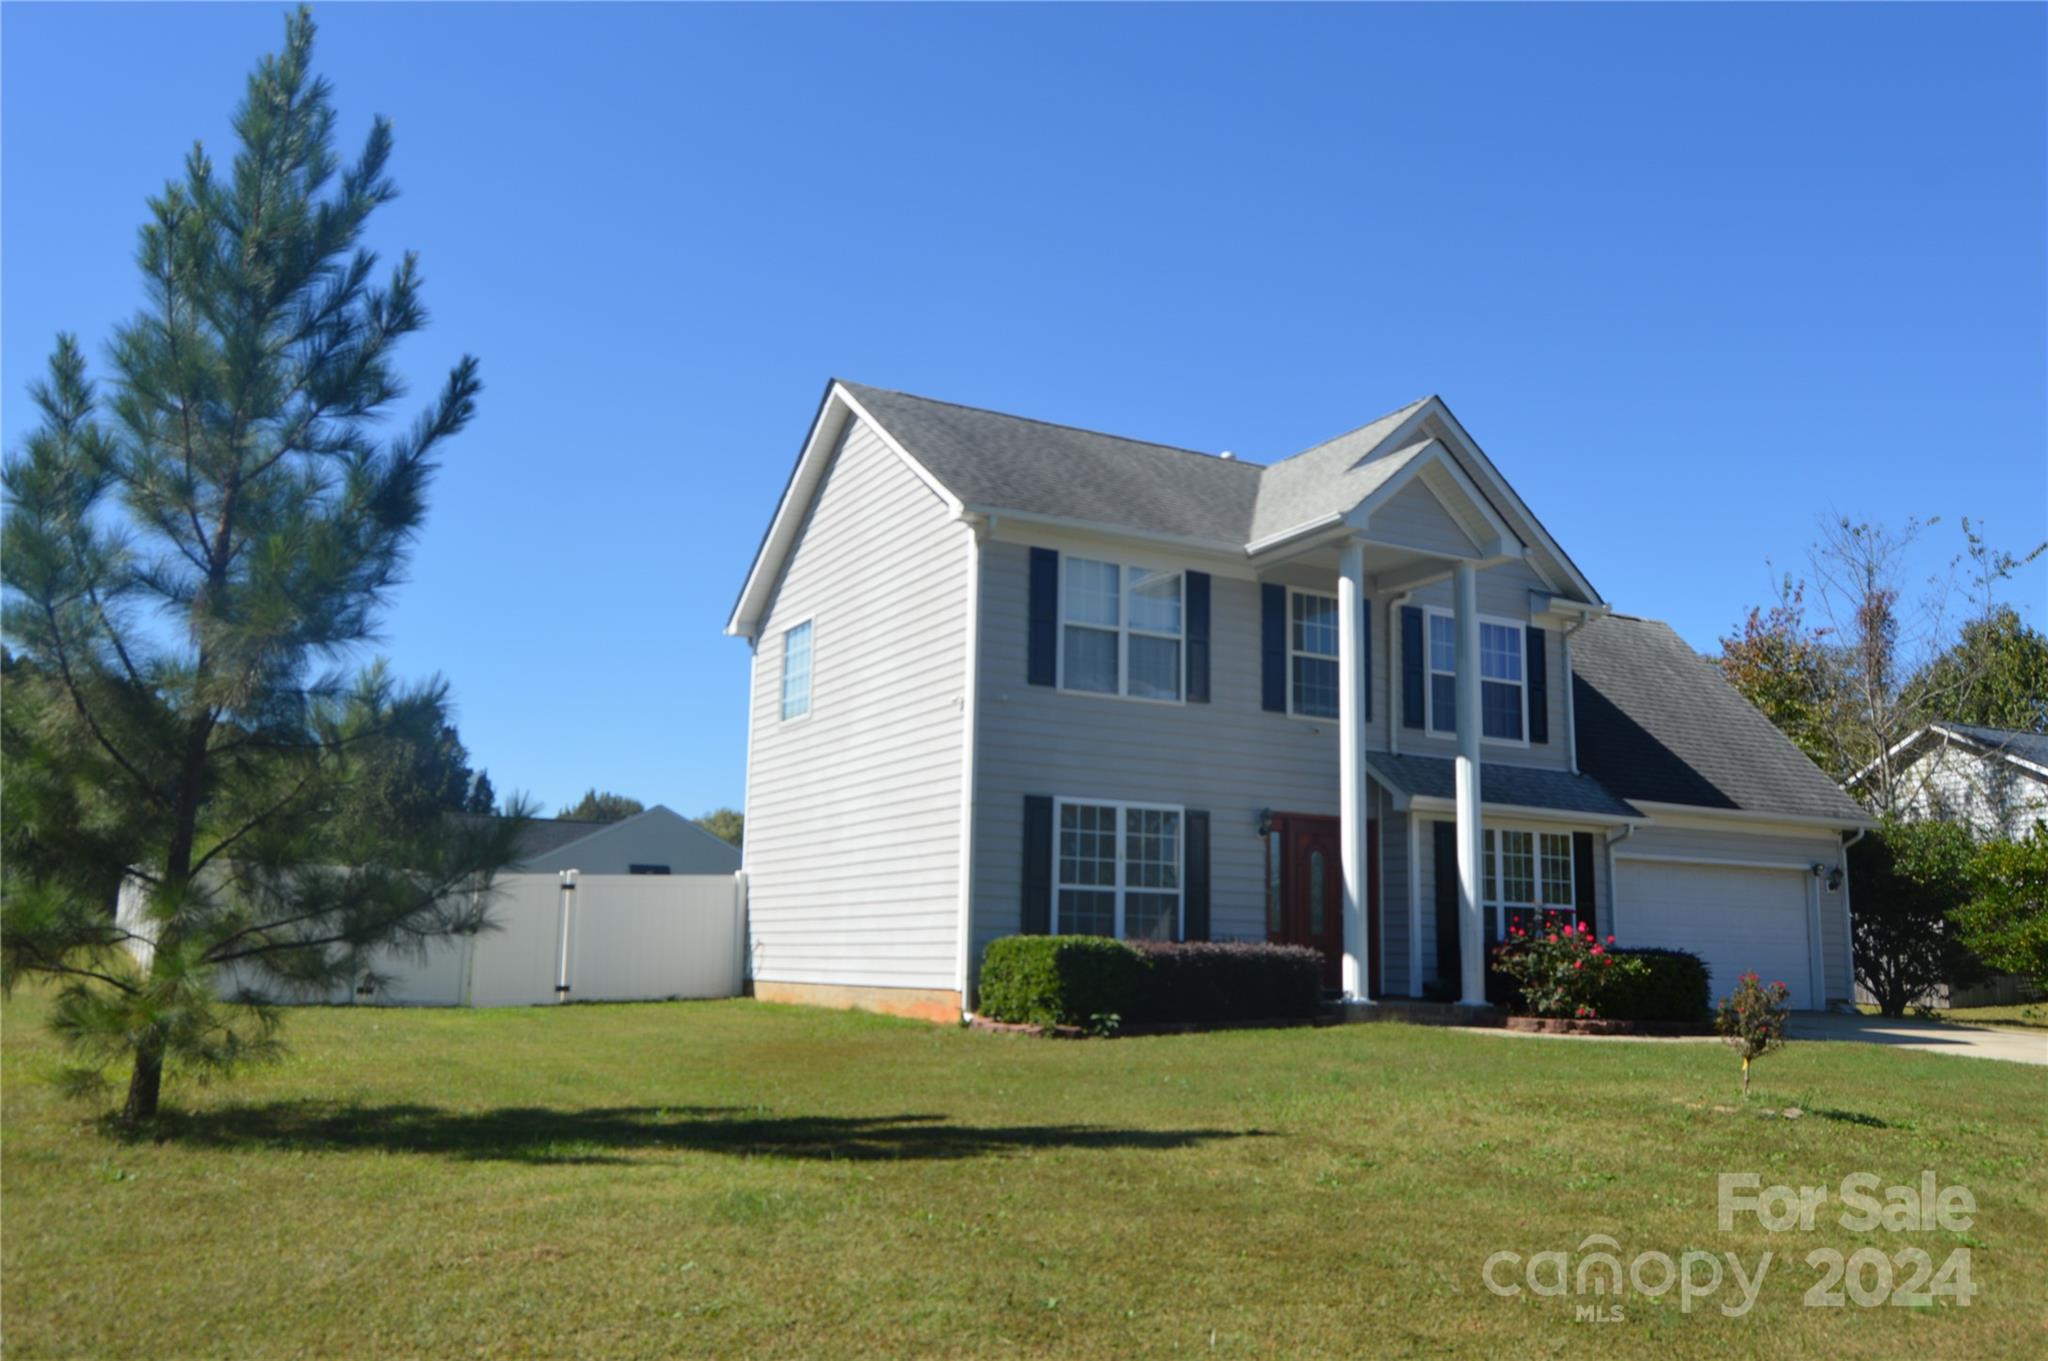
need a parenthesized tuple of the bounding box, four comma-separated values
(0, 9, 522, 1123)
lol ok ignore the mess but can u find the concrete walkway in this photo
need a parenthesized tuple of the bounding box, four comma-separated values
(1786, 1012, 2048, 1066)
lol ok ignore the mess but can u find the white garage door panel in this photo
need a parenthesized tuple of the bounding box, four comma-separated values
(1616, 861, 1814, 1011)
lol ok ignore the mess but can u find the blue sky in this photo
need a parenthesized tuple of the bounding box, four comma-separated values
(5, 3, 2043, 817)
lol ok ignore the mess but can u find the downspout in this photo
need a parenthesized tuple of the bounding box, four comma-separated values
(1602, 824, 1635, 940)
(953, 512, 989, 1019)
(1835, 828, 1866, 1013)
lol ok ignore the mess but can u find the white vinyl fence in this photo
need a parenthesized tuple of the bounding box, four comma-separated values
(119, 871, 745, 1008)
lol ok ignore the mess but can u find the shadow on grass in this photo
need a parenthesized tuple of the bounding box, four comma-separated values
(127, 1102, 1264, 1165)
(1809, 1107, 1901, 1129)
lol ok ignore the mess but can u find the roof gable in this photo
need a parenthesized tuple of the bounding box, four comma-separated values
(730, 381, 1601, 637)
(1861, 723, 2048, 786)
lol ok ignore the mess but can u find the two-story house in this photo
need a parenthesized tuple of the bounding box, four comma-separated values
(727, 381, 1873, 1022)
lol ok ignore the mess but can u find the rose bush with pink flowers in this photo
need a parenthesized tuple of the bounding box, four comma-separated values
(1489, 913, 1616, 1018)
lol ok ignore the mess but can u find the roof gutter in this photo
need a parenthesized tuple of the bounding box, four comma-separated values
(1626, 800, 1882, 832)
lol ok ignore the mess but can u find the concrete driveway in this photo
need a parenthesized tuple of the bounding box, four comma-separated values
(1787, 1012, 2048, 1066)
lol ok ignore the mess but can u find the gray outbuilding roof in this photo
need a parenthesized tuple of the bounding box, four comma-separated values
(1367, 751, 1642, 820)
(1571, 614, 1872, 824)
(454, 813, 610, 864)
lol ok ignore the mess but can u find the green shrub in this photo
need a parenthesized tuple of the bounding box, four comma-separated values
(1954, 828, 2048, 992)
(977, 936, 1144, 1028)
(1598, 948, 1712, 1022)
(1490, 912, 1613, 1017)
(1131, 940, 1324, 1021)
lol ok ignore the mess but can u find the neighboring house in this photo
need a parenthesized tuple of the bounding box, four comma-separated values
(1850, 723, 2048, 840)
(1847, 724, 2047, 1008)
(726, 381, 1874, 1022)
(475, 804, 744, 876)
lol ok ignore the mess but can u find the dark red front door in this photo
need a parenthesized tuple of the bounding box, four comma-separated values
(1272, 814, 1379, 995)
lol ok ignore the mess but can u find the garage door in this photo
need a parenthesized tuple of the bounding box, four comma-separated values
(1615, 861, 1815, 1010)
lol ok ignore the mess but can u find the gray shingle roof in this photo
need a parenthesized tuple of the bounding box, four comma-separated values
(840, 382, 1264, 544)
(1936, 724, 2048, 771)
(1247, 399, 1432, 542)
(1571, 614, 1871, 824)
(1367, 751, 1641, 819)
(454, 814, 605, 866)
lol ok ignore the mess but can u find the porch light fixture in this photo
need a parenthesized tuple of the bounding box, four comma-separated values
(1256, 808, 1274, 838)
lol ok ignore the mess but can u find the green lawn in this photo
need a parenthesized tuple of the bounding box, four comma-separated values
(1928, 1004, 2048, 1033)
(5, 991, 2044, 1359)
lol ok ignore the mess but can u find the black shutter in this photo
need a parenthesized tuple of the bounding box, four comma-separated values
(1186, 572, 1211, 703)
(1526, 626, 1549, 744)
(1433, 821, 1460, 990)
(1022, 795, 1053, 934)
(1183, 810, 1211, 941)
(1572, 831, 1598, 938)
(1401, 606, 1426, 730)
(1361, 593, 1373, 722)
(1027, 548, 1058, 687)
(1261, 583, 1287, 713)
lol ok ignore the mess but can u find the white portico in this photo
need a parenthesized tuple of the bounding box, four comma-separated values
(1251, 435, 1538, 1005)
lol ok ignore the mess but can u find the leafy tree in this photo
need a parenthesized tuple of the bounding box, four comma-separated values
(1716, 577, 1838, 772)
(466, 769, 497, 816)
(557, 789, 644, 823)
(0, 10, 521, 1124)
(1717, 517, 2044, 807)
(1952, 829, 2048, 992)
(1904, 607, 2048, 735)
(1716, 973, 1790, 1098)
(1849, 819, 1981, 1016)
(698, 806, 744, 848)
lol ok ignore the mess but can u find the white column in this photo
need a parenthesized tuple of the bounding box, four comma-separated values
(1338, 542, 1370, 1001)
(1453, 561, 1487, 1006)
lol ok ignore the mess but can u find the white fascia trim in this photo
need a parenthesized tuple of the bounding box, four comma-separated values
(1614, 849, 1824, 872)
(970, 505, 1249, 566)
(1404, 795, 1640, 828)
(1848, 724, 2048, 789)
(1529, 591, 1610, 625)
(727, 384, 962, 639)
(1393, 444, 1519, 552)
(1419, 399, 1603, 606)
(1627, 800, 1879, 832)
(1245, 512, 1348, 558)
(837, 386, 967, 516)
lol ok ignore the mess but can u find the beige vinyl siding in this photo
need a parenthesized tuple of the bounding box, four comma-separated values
(970, 542, 1343, 977)
(1390, 557, 1570, 770)
(744, 419, 967, 991)
(967, 539, 1571, 992)
(1616, 821, 1851, 1003)
(1367, 478, 1482, 558)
